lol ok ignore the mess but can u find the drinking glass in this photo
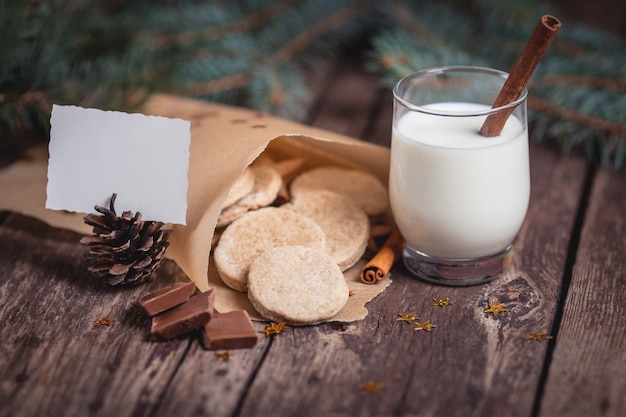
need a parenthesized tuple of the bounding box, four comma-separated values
(390, 66, 529, 286)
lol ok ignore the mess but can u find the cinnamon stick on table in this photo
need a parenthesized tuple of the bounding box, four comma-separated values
(479, 15, 561, 137)
(360, 227, 404, 285)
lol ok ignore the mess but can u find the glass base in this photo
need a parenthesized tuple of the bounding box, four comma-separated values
(402, 244, 513, 286)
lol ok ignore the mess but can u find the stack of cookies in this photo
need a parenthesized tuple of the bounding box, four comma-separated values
(212, 158, 389, 326)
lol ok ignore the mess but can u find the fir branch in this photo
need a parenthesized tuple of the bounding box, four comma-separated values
(172, 0, 376, 119)
(171, 1, 295, 44)
(529, 95, 626, 137)
(276, 1, 376, 61)
(172, 1, 377, 99)
(200, 1, 294, 41)
(367, 0, 626, 168)
(1, 0, 381, 129)
(534, 75, 626, 94)
(388, 1, 442, 45)
(175, 72, 252, 96)
(2, 0, 624, 168)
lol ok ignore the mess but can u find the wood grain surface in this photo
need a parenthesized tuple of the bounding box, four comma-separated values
(1, 52, 625, 417)
(539, 166, 626, 417)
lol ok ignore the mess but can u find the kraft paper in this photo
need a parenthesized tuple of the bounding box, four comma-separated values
(0, 94, 393, 323)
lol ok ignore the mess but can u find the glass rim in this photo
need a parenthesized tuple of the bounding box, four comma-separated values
(392, 65, 528, 117)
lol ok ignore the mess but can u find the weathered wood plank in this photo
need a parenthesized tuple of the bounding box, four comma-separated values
(0, 53, 616, 417)
(538, 167, 626, 417)
(152, 57, 591, 417)
(145, 324, 270, 417)
(226, 145, 588, 417)
(130, 55, 350, 417)
(130, 55, 385, 417)
(0, 214, 191, 417)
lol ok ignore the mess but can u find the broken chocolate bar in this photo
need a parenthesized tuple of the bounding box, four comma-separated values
(151, 289, 215, 340)
(137, 281, 197, 316)
(202, 310, 258, 350)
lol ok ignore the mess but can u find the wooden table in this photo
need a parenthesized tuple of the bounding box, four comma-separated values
(1, 56, 625, 417)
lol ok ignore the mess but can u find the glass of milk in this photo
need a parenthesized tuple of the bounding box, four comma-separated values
(390, 66, 530, 286)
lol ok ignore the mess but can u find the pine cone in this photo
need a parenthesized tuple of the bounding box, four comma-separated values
(80, 193, 172, 286)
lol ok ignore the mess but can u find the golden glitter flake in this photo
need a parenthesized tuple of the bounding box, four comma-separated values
(529, 333, 553, 341)
(214, 351, 230, 361)
(262, 321, 290, 337)
(358, 380, 384, 394)
(93, 317, 114, 326)
(484, 303, 508, 316)
(414, 320, 436, 332)
(432, 298, 451, 308)
(397, 312, 418, 324)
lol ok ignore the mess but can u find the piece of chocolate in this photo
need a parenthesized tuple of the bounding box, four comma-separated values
(151, 290, 215, 340)
(202, 310, 258, 350)
(137, 281, 197, 316)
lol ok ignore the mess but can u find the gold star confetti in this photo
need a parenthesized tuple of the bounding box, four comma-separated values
(414, 320, 436, 332)
(262, 321, 290, 337)
(529, 333, 553, 341)
(433, 297, 451, 308)
(93, 317, 114, 326)
(358, 380, 384, 394)
(484, 303, 508, 316)
(214, 351, 230, 361)
(397, 312, 418, 323)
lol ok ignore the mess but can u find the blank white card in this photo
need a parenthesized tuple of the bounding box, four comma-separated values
(47, 105, 191, 225)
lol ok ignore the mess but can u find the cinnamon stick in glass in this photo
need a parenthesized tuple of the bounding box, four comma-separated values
(479, 15, 561, 137)
(359, 227, 404, 284)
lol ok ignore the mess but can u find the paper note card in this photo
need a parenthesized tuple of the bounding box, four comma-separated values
(47, 105, 191, 224)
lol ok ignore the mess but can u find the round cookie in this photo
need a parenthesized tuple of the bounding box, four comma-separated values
(247, 245, 349, 325)
(213, 207, 326, 292)
(221, 167, 255, 209)
(290, 166, 388, 216)
(285, 190, 370, 271)
(216, 164, 282, 228)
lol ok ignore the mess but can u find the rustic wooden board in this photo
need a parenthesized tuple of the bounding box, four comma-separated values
(148, 332, 270, 417)
(1, 52, 619, 417)
(538, 167, 626, 417)
(219, 146, 588, 417)
(128, 59, 590, 417)
(142, 56, 374, 417)
(0, 214, 192, 417)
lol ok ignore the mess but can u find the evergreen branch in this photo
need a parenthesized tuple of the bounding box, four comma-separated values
(276, 1, 376, 61)
(367, 0, 626, 167)
(529, 94, 626, 137)
(178, 1, 295, 43)
(2, 0, 624, 168)
(534, 75, 626, 93)
(388, 1, 442, 45)
(173, 1, 378, 112)
(173, 72, 252, 96)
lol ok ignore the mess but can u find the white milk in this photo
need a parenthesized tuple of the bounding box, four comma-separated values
(389, 102, 530, 259)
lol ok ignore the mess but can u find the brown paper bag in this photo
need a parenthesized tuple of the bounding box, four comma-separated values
(0, 94, 393, 323)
